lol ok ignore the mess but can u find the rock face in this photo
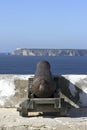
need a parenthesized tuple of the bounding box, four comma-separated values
(11, 48, 87, 56)
(0, 74, 87, 107)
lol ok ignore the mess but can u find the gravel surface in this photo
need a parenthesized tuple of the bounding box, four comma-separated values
(0, 108, 87, 130)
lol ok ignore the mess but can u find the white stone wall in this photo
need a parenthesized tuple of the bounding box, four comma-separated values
(63, 75, 87, 107)
(0, 74, 87, 107)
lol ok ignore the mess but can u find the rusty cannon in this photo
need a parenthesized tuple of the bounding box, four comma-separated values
(17, 60, 79, 117)
(31, 60, 56, 98)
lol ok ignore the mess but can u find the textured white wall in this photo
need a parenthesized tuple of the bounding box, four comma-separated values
(63, 75, 87, 106)
(0, 74, 87, 107)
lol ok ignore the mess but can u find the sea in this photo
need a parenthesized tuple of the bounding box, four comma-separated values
(0, 55, 87, 75)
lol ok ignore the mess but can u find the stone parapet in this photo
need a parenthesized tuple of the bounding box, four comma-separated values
(0, 74, 87, 107)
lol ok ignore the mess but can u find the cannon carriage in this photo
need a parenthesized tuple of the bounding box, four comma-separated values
(17, 61, 78, 117)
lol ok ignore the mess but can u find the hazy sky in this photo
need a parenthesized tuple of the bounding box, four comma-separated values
(0, 0, 87, 52)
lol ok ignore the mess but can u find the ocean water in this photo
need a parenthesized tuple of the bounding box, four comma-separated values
(0, 55, 87, 75)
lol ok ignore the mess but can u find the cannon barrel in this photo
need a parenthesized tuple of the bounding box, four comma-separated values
(32, 61, 56, 98)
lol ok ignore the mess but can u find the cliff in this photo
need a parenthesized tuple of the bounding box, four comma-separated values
(11, 48, 87, 56)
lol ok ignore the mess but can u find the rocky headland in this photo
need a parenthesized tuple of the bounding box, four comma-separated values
(10, 48, 87, 56)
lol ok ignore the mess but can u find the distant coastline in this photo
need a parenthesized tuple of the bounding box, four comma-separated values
(11, 48, 87, 56)
(1, 48, 87, 56)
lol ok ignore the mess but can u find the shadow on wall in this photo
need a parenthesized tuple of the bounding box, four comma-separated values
(58, 76, 87, 108)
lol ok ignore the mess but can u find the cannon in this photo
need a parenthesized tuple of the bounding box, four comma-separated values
(17, 61, 68, 117)
(31, 60, 56, 98)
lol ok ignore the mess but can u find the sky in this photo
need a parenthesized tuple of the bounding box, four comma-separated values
(0, 0, 87, 52)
